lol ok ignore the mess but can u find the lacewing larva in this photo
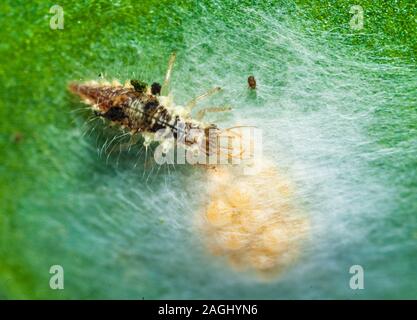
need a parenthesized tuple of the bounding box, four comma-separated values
(68, 53, 245, 163)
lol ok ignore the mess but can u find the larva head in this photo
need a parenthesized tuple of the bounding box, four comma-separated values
(68, 81, 135, 126)
(69, 82, 120, 110)
(68, 78, 151, 110)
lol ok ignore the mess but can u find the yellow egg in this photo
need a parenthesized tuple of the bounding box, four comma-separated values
(206, 238, 224, 256)
(221, 232, 248, 251)
(248, 249, 277, 271)
(206, 200, 233, 227)
(228, 254, 246, 271)
(226, 189, 252, 209)
(259, 224, 290, 254)
(236, 209, 262, 233)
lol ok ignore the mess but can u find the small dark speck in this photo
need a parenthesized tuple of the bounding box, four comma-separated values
(11, 132, 23, 144)
(248, 75, 256, 89)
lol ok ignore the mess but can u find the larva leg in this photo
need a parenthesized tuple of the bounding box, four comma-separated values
(109, 133, 140, 153)
(196, 106, 232, 121)
(214, 126, 259, 161)
(161, 52, 177, 96)
(185, 87, 222, 113)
